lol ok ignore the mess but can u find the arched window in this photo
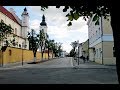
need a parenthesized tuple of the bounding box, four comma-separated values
(15, 28, 17, 35)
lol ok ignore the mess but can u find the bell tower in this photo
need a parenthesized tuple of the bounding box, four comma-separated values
(40, 15, 47, 39)
(21, 7, 29, 38)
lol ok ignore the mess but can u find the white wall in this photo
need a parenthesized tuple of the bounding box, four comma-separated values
(0, 10, 29, 50)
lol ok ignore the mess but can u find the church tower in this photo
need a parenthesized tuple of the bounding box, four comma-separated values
(21, 7, 29, 39)
(40, 15, 47, 39)
(39, 15, 48, 52)
(21, 7, 29, 49)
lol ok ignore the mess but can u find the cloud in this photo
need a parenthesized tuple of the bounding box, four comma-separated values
(62, 43, 72, 53)
(29, 19, 40, 33)
(28, 6, 88, 52)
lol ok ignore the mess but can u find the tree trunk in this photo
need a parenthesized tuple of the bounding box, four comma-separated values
(42, 51, 44, 60)
(33, 57, 36, 62)
(40, 46, 43, 60)
(110, 6, 120, 83)
(52, 51, 53, 59)
(33, 51, 36, 62)
(48, 48, 49, 60)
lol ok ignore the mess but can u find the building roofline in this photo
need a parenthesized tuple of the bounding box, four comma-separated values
(0, 6, 21, 26)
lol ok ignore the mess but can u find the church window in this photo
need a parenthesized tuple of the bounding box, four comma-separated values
(15, 28, 17, 35)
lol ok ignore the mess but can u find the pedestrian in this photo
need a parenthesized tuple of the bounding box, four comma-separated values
(86, 56, 89, 62)
(83, 56, 85, 63)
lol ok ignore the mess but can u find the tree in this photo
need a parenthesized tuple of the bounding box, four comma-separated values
(45, 39, 49, 59)
(70, 41, 79, 58)
(0, 20, 13, 52)
(41, 1, 120, 83)
(39, 30, 46, 60)
(69, 49, 76, 57)
(49, 40, 56, 58)
(28, 29, 39, 63)
(45, 34, 50, 60)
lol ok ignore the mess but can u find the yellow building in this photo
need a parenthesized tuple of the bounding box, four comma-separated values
(87, 15, 116, 65)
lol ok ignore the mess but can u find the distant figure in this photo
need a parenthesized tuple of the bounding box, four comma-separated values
(83, 56, 85, 63)
(86, 56, 89, 62)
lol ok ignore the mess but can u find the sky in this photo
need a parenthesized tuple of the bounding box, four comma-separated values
(4, 6, 88, 53)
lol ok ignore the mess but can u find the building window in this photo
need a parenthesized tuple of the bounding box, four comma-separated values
(96, 49, 98, 58)
(15, 28, 17, 35)
(42, 29, 44, 32)
(19, 44, 21, 48)
(99, 48, 101, 58)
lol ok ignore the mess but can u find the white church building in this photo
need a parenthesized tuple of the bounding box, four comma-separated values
(0, 6, 29, 50)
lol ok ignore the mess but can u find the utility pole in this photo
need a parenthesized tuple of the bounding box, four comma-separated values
(22, 42, 24, 66)
(78, 45, 80, 65)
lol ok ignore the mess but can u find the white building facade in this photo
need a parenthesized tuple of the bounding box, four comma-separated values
(0, 6, 29, 50)
(87, 15, 116, 65)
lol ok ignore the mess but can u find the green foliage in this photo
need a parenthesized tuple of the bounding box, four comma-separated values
(73, 13, 79, 20)
(67, 22, 72, 26)
(92, 14, 100, 25)
(0, 21, 13, 42)
(41, 6, 48, 11)
(0, 20, 14, 50)
(69, 49, 76, 57)
(28, 29, 39, 56)
(54, 5, 111, 26)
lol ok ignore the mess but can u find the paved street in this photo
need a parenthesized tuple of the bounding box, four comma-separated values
(0, 57, 118, 84)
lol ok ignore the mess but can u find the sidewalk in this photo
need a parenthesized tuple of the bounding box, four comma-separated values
(72, 58, 116, 69)
(0, 58, 57, 70)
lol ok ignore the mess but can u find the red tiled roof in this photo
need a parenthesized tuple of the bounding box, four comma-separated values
(0, 6, 20, 25)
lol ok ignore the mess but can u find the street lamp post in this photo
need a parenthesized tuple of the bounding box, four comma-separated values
(78, 45, 80, 65)
(22, 42, 24, 66)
